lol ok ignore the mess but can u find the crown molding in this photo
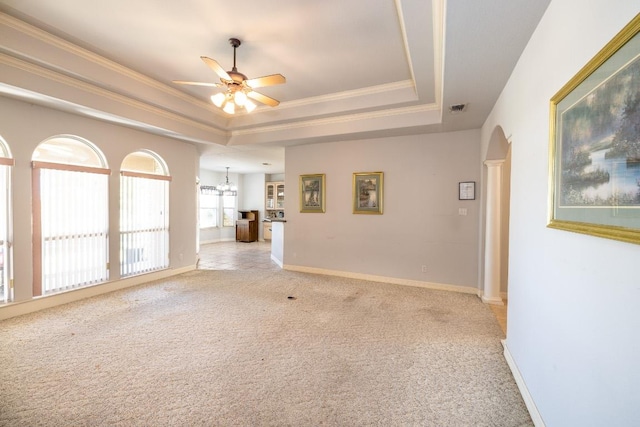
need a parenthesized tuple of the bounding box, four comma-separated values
(395, 0, 417, 94)
(0, 52, 227, 138)
(432, 0, 445, 109)
(273, 80, 415, 111)
(0, 9, 444, 148)
(231, 103, 439, 137)
(0, 12, 223, 116)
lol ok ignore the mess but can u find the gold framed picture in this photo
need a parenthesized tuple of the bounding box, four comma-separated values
(548, 14, 640, 245)
(353, 172, 383, 214)
(299, 174, 326, 213)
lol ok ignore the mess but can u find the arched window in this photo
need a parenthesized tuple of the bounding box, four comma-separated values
(0, 135, 14, 303)
(120, 150, 170, 277)
(32, 135, 110, 296)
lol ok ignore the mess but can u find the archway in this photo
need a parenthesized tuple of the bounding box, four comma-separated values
(482, 126, 511, 306)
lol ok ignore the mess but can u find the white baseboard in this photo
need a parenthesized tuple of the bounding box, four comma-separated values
(476, 290, 508, 304)
(271, 254, 283, 268)
(0, 265, 196, 321)
(481, 294, 505, 305)
(283, 264, 478, 295)
(502, 340, 546, 427)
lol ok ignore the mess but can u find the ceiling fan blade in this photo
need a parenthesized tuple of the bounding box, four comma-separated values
(245, 74, 286, 88)
(201, 56, 232, 81)
(247, 90, 280, 107)
(172, 80, 223, 87)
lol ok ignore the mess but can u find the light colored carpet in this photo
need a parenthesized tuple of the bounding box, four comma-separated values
(0, 270, 532, 426)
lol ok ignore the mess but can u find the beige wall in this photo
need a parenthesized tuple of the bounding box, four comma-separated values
(481, 1, 640, 424)
(0, 96, 198, 304)
(284, 130, 482, 290)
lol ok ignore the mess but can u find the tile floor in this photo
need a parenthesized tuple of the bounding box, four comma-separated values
(198, 241, 281, 271)
(197, 241, 507, 334)
(490, 303, 508, 335)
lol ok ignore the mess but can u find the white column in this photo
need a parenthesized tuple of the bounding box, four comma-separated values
(482, 159, 505, 305)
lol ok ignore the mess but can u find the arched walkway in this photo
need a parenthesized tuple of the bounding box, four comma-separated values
(482, 126, 512, 309)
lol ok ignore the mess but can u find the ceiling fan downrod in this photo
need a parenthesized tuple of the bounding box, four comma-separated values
(229, 38, 241, 73)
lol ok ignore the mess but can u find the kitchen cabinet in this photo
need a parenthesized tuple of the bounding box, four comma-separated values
(263, 222, 272, 240)
(265, 181, 284, 219)
(236, 210, 258, 242)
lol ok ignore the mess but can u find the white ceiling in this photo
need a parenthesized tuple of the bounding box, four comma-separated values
(0, 0, 550, 174)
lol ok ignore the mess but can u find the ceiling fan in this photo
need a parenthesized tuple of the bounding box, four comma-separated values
(173, 38, 286, 114)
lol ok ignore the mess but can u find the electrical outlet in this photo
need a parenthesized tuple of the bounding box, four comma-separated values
(421, 265, 428, 273)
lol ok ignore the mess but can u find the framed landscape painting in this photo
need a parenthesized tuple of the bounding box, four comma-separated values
(353, 172, 383, 214)
(548, 14, 640, 244)
(300, 174, 325, 213)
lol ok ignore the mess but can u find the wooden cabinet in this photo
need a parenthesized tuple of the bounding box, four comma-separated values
(266, 183, 275, 209)
(236, 210, 258, 242)
(265, 181, 285, 219)
(263, 222, 272, 240)
(276, 183, 285, 209)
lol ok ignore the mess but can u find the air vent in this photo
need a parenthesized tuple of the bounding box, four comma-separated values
(449, 103, 468, 114)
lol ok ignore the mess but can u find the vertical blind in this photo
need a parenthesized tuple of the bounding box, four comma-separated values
(39, 168, 109, 294)
(199, 186, 218, 228)
(120, 174, 169, 277)
(0, 160, 12, 303)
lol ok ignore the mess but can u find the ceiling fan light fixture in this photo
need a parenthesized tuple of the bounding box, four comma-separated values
(244, 99, 257, 113)
(211, 92, 226, 107)
(176, 37, 285, 115)
(223, 101, 235, 114)
(234, 90, 247, 106)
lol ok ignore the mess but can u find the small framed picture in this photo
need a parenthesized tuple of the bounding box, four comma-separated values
(300, 174, 326, 213)
(353, 172, 383, 214)
(459, 181, 475, 200)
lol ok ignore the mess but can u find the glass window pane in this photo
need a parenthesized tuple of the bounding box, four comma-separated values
(120, 174, 169, 277)
(0, 164, 10, 303)
(200, 193, 216, 208)
(40, 169, 109, 294)
(200, 208, 217, 228)
(121, 150, 167, 175)
(223, 194, 235, 208)
(222, 193, 236, 227)
(33, 136, 105, 168)
(223, 208, 235, 227)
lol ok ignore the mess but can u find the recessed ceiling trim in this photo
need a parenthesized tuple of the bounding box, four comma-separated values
(0, 12, 223, 116)
(394, 0, 417, 94)
(231, 103, 439, 137)
(0, 52, 228, 137)
(273, 80, 415, 111)
(432, 0, 445, 110)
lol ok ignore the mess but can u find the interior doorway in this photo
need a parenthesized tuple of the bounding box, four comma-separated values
(483, 126, 512, 333)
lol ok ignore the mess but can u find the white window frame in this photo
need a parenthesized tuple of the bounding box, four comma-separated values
(199, 186, 218, 229)
(0, 152, 14, 303)
(222, 193, 236, 227)
(120, 151, 171, 277)
(198, 185, 237, 229)
(31, 135, 110, 297)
